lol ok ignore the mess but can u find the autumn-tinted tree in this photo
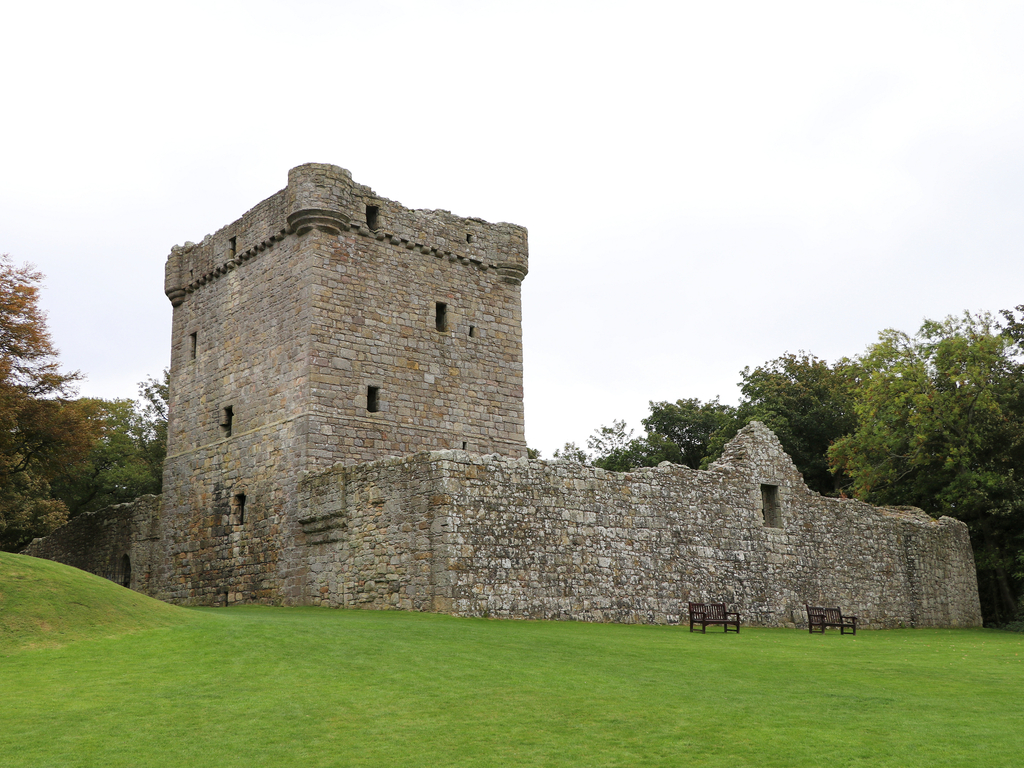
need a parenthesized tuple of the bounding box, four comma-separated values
(0, 255, 100, 550)
(829, 313, 1024, 622)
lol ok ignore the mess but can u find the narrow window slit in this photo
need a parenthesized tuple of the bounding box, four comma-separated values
(366, 386, 380, 413)
(231, 493, 246, 525)
(189, 332, 197, 360)
(468, 325, 476, 338)
(228, 236, 237, 258)
(366, 205, 379, 231)
(220, 405, 234, 437)
(435, 302, 448, 332)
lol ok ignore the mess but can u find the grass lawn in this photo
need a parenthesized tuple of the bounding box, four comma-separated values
(2, 553, 1022, 767)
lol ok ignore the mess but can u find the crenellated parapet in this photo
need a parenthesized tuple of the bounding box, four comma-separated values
(164, 163, 529, 306)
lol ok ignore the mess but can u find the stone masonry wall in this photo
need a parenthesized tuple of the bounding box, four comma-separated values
(298, 456, 449, 611)
(157, 164, 528, 605)
(305, 226, 526, 464)
(25, 424, 982, 627)
(160, 214, 313, 605)
(297, 423, 982, 627)
(21, 496, 162, 592)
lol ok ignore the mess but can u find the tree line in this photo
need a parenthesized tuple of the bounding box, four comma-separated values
(0, 255, 166, 552)
(551, 311, 1024, 627)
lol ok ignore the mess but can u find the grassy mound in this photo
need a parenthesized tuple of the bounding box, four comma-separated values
(0, 551, 200, 653)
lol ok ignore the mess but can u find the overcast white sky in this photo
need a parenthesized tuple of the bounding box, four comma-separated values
(2, 1, 1022, 456)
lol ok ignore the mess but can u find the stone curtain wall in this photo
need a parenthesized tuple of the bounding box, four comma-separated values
(21, 496, 162, 591)
(25, 424, 981, 627)
(298, 423, 982, 627)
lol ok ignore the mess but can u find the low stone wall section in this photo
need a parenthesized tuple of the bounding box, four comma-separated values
(20, 495, 162, 592)
(298, 423, 982, 628)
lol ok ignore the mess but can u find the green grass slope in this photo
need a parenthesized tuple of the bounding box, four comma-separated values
(0, 551, 200, 652)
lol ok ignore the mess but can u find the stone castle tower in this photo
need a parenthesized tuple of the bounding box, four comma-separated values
(158, 163, 529, 602)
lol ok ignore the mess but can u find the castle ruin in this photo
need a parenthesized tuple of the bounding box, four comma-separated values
(23, 164, 983, 627)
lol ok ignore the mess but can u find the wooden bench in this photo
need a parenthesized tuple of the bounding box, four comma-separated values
(806, 606, 857, 635)
(688, 602, 740, 633)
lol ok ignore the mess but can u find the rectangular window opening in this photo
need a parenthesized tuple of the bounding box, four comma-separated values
(435, 302, 448, 332)
(189, 332, 197, 360)
(231, 493, 246, 526)
(761, 484, 782, 528)
(366, 386, 380, 413)
(366, 205, 379, 231)
(228, 236, 237, 258)
(468, 325, 476, 338)
(220, 405, 234, 438)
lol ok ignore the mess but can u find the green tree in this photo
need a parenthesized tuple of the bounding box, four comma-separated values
(829, 313, 1024, 622)
(583, 401, 738, 472)
(0, 255, 100, 550)
(572, 356, 856, 486)
(641, 397, 738, 470)
(588, 419, 640, 471)
(730, 353, 859, 494)
(552, 442, 590, 464)
(50, 371, 168, 516)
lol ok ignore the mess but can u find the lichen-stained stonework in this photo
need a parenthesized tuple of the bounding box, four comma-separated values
(23, 164, 983, 626)
(297, 423, 981, 628)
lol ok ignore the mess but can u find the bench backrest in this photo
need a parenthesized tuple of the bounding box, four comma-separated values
(807, 606, 846, 623)
(690, 602, 727, 620)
